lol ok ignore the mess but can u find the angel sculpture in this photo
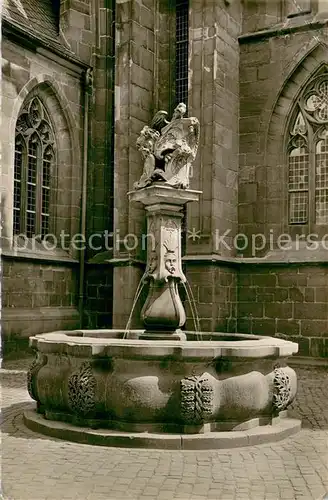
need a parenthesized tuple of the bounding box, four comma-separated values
(134, 103, 200, 190)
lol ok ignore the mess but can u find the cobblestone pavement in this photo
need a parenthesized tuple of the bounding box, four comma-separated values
(1, 360, 328, 500)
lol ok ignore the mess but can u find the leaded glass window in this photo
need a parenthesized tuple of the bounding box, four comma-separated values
(13, 136, 24, 234)
(176, 0, 189, 106)
(315, 131, 328, 224)
(288, 138, 309, 224)
(13, 97, 55, 238)
(287, 68, 328, 226)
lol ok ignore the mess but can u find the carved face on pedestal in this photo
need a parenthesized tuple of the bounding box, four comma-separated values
(164, 251, 177, 275)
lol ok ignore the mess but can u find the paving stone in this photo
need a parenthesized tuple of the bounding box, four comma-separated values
(1, 365, 328, 500)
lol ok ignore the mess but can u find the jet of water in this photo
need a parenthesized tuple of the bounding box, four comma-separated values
(181, 280, 202, 341)
(123, 272, 147, 339)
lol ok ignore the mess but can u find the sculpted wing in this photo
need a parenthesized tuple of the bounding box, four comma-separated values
(150, 110, 169, 133)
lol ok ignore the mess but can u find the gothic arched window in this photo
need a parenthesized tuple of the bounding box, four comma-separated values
(287, 68, 328, 226)
(13, 97, 55, 238)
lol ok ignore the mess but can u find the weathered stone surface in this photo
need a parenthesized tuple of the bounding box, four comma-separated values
(26, 330, 298, 433)
(238, 264, 328, 355)
(129, 184, 200, 336)
(133, 104, 200, 190)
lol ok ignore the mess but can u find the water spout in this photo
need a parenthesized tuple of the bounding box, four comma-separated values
(182, 280, 202, 341)
(123, 274, 147, 339)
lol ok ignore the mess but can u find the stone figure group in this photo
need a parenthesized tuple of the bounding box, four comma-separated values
(134, 103, 200, 190)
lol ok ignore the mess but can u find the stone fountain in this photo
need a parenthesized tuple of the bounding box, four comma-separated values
(24, 104, 301, 449)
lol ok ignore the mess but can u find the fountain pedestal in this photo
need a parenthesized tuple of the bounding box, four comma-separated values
(128, 184, 200, 340)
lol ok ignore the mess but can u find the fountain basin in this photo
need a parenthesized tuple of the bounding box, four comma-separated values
(25, 330, 300, 448)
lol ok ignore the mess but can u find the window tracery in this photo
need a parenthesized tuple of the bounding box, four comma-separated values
(13, 97, 55, 237)
(287, 68, 328, 226)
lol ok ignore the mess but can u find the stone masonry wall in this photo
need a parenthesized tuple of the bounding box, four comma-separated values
(185, 263, 237, 333)
(83, 0, 116, 326)
(156, 0, 175, 113)
(85, 264, 113, 329)
(1, 0, 92, 345)
(112, 0, 169, 328)
(2, 258, 79, 355)
(182, 0, 242, 333)
(1, 39, 85, 246)
(238, 264, 328, 357)
(237, 15, 328, 358)
(86, 0, 115, 255)
(60, 0, 93, 65)
(239, 27, 328, 253)
(3, 260, 78, 309)
(188, 0, 241, 256)
(242, 0, 283, 34)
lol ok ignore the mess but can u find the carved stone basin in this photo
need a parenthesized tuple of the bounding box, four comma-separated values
(26, 330, 299, 447)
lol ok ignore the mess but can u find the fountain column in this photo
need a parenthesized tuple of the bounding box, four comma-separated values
(129, 184, 200, 340)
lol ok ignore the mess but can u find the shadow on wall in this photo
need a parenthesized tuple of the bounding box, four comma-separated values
(0, 192, 8, 245)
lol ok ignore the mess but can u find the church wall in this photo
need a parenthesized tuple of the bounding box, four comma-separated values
(2, 261, 79, 356)
(85, 0, 115, 245)
(188, 0, 242, 256)
(184, 263, 237, 333)
(2, 1, 119, 338)
(239, 28, 328, 250)
(60, 0, 94, 65)
(238, 17, 328, 357)
(1, 36, 85, 353)
(183, 0, 242, 333)
(83, 0, 116, 328)
(242, 0, 283, 34)
(238, 264, 328, 357)
(2, 1, 327, 358)
(111, 0, 171, 328)
(84, 264, 114, 329)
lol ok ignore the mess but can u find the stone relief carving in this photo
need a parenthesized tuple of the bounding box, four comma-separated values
(272, 368, 291, 411)
(134, 103, 200, 190)
(164, 248, 177, 276)
(27, 353, 47, 402)
(144, 250, 158, 281)
(68, 362, 97, 415)
(144, 218, 186, 283)
(161, 219, 185, 282)
(180, 375, 214, 424)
